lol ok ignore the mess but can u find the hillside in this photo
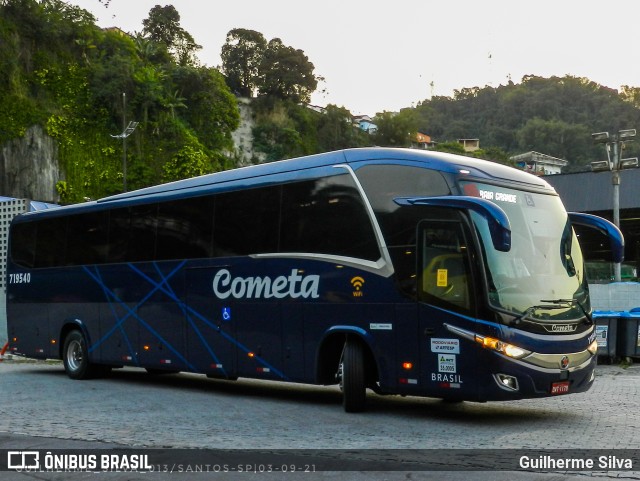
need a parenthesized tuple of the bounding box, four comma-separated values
(413, 77, 640, 169)
(0, 0, 240, 203)
(1, 1, 640, 204)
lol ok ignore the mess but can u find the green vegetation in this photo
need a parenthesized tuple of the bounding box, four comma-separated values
(2, 1, 640, 204)
(415, 77, 640, 169)
(220, 28, 372, 161)
(0, 0, 239, 203)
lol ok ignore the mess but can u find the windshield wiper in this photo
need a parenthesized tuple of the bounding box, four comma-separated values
(541, 298, 593, 325)
(511, 303, 566, 326)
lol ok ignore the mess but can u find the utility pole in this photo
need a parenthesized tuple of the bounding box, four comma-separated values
(111, 92, 138, 192)
(591, 129, 638, 282)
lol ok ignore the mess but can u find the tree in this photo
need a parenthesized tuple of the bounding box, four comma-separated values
(516, 117, 592, 164)
(432, 141, 466, 155)
(175, 66, 239, 152)
(317, 104, 370, 151)
(162, 131, 211, 182)
(471, 146, 512, 164)
(132, 64, 166, 124)
(162, 89, 186, 120)
(251, 98, 311, 161)
(141, 5, 200, 66)
(220, 28, 267, 97)
(621, 85, 640, 109)
(373, 109, 419, 147)
(258, 38, 318, 103)
(142, 5, 181, 46)
(172, 29, 200, 66)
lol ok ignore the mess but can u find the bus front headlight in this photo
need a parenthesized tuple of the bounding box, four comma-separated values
(475, 335, 531, 360)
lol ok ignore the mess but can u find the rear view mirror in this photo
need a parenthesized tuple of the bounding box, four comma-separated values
(394, 196, 511, 252)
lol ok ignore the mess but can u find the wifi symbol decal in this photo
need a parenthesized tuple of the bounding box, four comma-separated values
(351, 276, 365, 297)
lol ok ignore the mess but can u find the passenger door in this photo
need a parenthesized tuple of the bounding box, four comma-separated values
(417, 217, 478, 400)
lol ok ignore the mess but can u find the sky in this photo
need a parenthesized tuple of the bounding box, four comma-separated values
(68, 0, 640, 116)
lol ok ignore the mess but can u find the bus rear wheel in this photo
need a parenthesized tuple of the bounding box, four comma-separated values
(341, 339, 367, 413)
(62, 330, 106, 380)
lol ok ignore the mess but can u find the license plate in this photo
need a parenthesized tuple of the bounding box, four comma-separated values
(550, 381, 570, 395)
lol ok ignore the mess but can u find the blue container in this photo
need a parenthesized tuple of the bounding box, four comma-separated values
(617, 310, 640, 360)
(592, 311, 620, 361)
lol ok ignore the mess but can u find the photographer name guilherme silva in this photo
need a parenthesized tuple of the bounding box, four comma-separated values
(519, 455, 633, 470)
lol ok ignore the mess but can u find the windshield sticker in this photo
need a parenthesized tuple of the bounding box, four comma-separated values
(479, 189, 518, 204)
(438, 354, 457, 373)
(436, 269, 448, 287)
(430, 338, 460, 354)
(525, 193, 535, 207)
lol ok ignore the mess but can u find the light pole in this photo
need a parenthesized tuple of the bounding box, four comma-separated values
(591, 129, 638, 281)
(111, 92, 139, 192)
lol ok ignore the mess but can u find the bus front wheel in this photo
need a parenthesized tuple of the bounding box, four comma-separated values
(341, 339, 367, 413)
(62, 330, 105, 380)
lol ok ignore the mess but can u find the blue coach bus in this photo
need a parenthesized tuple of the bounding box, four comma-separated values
(6, 148, 623, 412)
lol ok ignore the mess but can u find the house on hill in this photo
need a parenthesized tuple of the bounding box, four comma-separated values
(353, 115, 377, 134)
(511, 151, 568, 175)
(411, 132, 436, 149)
(458, 138, 480, 152)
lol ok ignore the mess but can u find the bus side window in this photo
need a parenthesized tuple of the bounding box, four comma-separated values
(10, 222, 37, 268)
(156, 196, 214, 260)
(106, 207, 132, 263)
(418, 219, 473, 313)
(34, 217, 67, 268)
(66, 212, 109, 265)
(103, 204, 160, 264)
(280, 175, 379, 261)
(213, 186, 280, 257)
(128, 204, 158, 262)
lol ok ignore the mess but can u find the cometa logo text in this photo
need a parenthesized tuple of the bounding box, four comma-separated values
(213, 269, 320, 300)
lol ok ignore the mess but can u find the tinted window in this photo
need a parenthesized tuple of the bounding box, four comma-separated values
(12, 173, 386, 267)
(214, 186, 280, 257)
(128, 204, 158, 262)
(157, 196, 214, 260)
(419, 217, 474, 314)
(106, 207, 131, 263)
(34, 217, 66, 268)
(10, 221, 36, 268)
(66, 211, 109, 265)
(356, 164, 450, 246)
(280, 174, 379, 261)
(104, 205, 158, 263)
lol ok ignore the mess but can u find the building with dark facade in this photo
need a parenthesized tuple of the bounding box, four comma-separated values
(544, 169, 640, 281)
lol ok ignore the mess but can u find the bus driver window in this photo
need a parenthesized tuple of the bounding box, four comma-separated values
(419, 220, 472, 312)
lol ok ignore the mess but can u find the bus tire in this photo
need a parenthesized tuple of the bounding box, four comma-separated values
(342, 339, 367, 413)
(62, 330, 101, 380)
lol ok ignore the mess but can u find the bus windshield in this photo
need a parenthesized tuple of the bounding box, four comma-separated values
(461, 182, 588, 322)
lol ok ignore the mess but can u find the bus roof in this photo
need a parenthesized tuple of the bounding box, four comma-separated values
(100, 147, 553, 204)
(14, 148, 555, 220)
